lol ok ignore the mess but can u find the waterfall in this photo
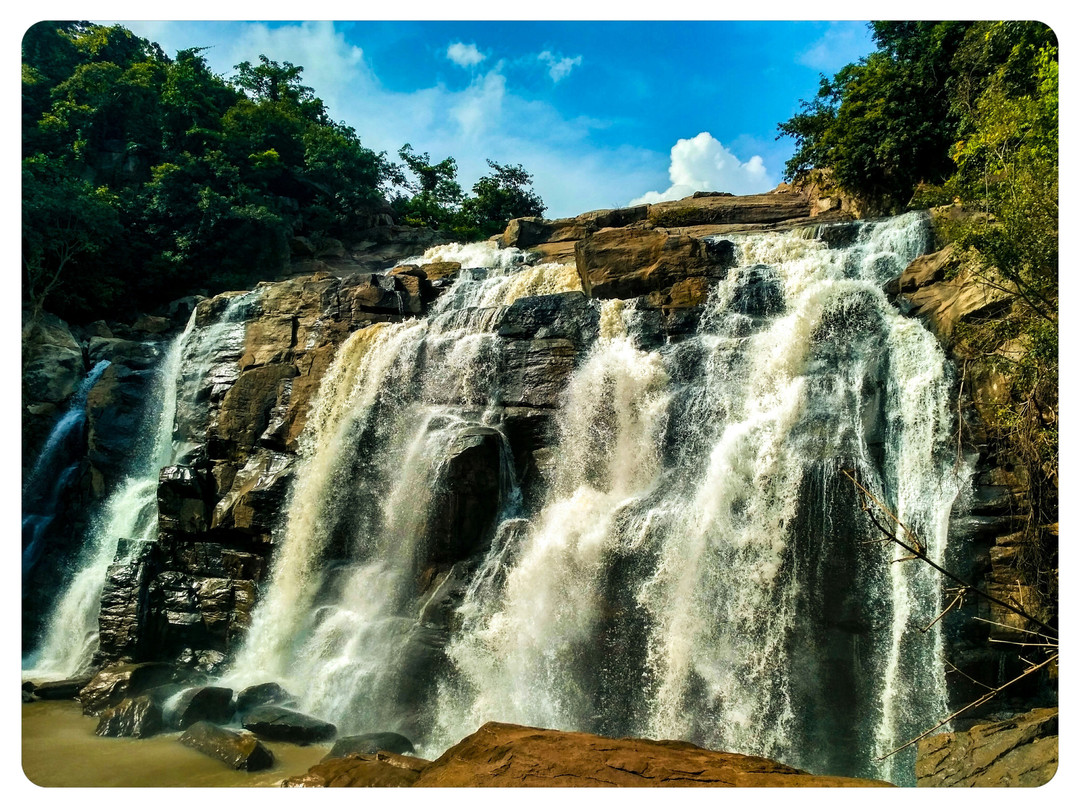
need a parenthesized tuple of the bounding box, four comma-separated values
(22, 359, 112, 584)
(24, 292, 261, 679)
(224, 215, 966, 784)
(224, 249, 580, 733)
(435, 213, 969, 783)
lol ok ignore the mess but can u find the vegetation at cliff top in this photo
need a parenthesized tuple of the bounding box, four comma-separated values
(780, 21, 1058, 612)
(22, 21, 545, 322)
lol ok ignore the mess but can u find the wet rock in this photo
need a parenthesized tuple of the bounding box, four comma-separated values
(32, 676, 94, 700)
(163, 685, 235, 729)
(95, 694, 163, 738)
(158, 465, 214, 537)
(283, 751, 429, 787)
(916, 708, 1058, 787)
(180, 721, 274, 771)
(423, 426, 504, 565)
(413, 722, 891, 787)
(235, 682, 295, 716)
(78, 661, 180, 716)
(211, 450, 294, 535)
(496, 291, 598, 346)
(213, 365, 299, 462)
(132, 314, 172, 335)
(96, 539, 161, 662)
(326, 733, 416, 759)
(241, 705, 337, 744)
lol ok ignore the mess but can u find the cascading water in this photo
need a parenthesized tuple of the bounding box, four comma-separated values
(225, 215, 968, 784)
(24, 292, 262, 679)
(225, 248, 579, 732)
(22, 359, 112, 586)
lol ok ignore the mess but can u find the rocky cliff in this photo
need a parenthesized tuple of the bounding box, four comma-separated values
(22, 185, 1057, 785)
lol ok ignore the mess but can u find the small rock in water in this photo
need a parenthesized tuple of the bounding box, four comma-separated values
(96, 695, 163, 738)
(325, 732, 416, 760)
(234, 682, 295, 716)
(241, 705, 336, 745)
(179, 721, 274, 772)
(32, 676, 93, 701)
(163, 686, 234, 730)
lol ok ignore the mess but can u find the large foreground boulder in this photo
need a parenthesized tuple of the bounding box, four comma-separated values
(241, 705, 337, 744)
(413, 723, 891, 787)
(916, 708, 1058, 787)
(284, 722, 890, 787)
(180, 721, 274, 772)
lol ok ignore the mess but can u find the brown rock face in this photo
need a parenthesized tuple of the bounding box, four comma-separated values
(78, 661, 180, 716)
(574, 229, 735, 300)
(412, 723, 891, 787)
(916, 708, 1058, 787)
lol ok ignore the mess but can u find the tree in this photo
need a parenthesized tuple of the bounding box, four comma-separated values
(22, 156, 121, 317)
(391, 144, 465, 230)
(461, 160, 546, 237)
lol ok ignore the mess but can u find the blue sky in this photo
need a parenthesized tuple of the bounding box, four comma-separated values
(109, 20, 875, 217)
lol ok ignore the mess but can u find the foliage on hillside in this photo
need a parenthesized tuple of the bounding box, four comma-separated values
(780, 21, 1058, 609)
(22, 22, 544, 322)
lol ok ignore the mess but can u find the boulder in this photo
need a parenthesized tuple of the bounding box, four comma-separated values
(412, 723, 890, 787)
(32, 676, 94, 701)
(95, 695, 163, 738)
(575, 229, 735, 300)
(916, 708, 1058, 787)
(131, 314, 172, 335)
(163, 686, 235, 730)
(420, 261, 461, 281)
(501, 206, 650, 249)
(78, 662, 180, 716)
(241, 705, 337, 744)
(180, 721, 274, 772)
(326, 733, 416, 760)
(283, 751, 429, 787)
(235, 682, 295, 716)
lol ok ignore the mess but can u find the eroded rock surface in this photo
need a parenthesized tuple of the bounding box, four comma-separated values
(916, 708, 1058, 787)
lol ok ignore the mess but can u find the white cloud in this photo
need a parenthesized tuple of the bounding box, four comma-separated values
(629, 132, 775, 205)
(538, 51, 583, 83)
(447, 42, 486, 68)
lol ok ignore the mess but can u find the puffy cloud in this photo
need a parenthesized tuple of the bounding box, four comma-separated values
(629, 132, 775, 204)
(538, 51, 582, 83)
(447, 42, 486, 68)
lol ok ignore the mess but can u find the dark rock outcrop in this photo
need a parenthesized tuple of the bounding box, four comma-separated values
(241, 705, 337, 744)
(163, 685, 234, 729)
(179, 721, 275, 772)
(31, 676, 94, 701)
(235, 682, 295, 716)
(916, 708, 1058, 787)
(95, 694, 163, 738)
(78, 661, 180, 716)
(326, 733, 416, 760)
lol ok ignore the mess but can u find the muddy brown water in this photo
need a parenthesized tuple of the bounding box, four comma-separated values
(22, 699, 331, 787)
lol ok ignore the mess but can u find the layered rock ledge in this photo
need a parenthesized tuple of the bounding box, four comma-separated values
(284, 722, 891, 788)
